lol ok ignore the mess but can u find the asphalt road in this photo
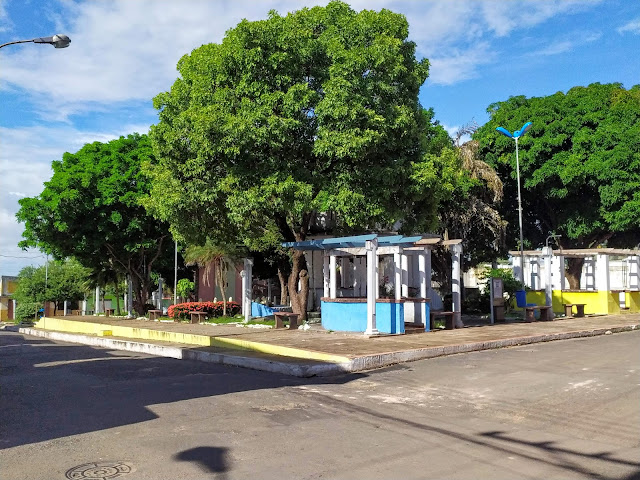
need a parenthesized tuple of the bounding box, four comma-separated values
(1, 329, 639, 480)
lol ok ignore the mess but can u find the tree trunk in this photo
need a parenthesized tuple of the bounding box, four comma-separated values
(216, 259, 228, 317)
(287, 250, 308, 321)
(114, 281, 121, 315)
(277, 269, 288, 306)
(565, 257, 584, 290)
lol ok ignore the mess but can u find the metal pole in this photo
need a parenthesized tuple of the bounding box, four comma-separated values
(515, 136, 525, 286)
(173, 240, 178, 305)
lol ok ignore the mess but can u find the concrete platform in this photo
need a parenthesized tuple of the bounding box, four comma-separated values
(15, 313, 640, 377)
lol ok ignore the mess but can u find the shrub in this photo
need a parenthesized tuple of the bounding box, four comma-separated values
(15, 302, 43, 322)
(167, 301, 241, 320)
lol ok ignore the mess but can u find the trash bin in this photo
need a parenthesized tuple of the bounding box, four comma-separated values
(515, 290, 527, 308)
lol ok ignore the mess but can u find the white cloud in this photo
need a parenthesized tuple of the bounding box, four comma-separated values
(528, 31, 602, 57)
(0, 0, 605, 117)
(618, 17, 640, 35)
(427, 42, 495, 85)
(0, 124, 151, 275)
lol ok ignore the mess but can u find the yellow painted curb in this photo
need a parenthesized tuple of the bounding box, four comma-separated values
(209, 336, 350, 364)
(35, 317, 212, 346)
(34, 317, 350, 364)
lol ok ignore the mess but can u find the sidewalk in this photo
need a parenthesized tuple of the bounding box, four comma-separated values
(14, 313, 640, 377)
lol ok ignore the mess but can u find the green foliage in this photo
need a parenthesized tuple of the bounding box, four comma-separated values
(14, 259, 89, 305)
(147, 1, 434, 251)
(478, 268, 524, 312)
(14, 302, 42, 322)
(176, 278, 194, 299)
(16, 134, 172, 315)
(168, 301, 241, 320)
(475, 83, 640, 250)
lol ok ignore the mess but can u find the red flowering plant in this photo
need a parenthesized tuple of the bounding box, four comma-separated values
(167, 301, 241, 320)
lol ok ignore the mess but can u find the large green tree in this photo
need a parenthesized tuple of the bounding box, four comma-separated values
(16, 134, 172, 314)
(147, 2, 438, 318)
(475, 83, 640, 288)
(14, 258, 89, 314)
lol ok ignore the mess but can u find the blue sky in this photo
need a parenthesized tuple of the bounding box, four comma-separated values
(1, 0, 639, 275)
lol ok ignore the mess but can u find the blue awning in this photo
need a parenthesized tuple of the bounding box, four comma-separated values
(282, 234, 431, 250)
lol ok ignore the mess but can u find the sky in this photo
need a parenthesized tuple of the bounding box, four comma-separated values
(1, 0, 639, 276)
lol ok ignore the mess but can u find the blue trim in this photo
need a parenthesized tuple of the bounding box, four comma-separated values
(282, 234, 432, 250)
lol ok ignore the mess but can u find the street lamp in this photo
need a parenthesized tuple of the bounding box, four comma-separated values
(0, 34, 71, 50)
(496, 121, 532, 286)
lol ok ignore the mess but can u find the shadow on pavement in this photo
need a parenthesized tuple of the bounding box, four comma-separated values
(175, 446, 229, 478)
(0, 331, 361, 450)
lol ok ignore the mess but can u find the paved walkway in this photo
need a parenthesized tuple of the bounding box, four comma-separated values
(12, 313, 640, 377)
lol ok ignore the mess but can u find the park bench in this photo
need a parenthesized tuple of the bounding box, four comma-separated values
(148, 309, 162, 321)
(563, 303, 586, 318)
(189, 311, 207, 324)
(524, 305, 553, 322)
(430, 310, 455, 330)
(274, 311, 300, 330)
(104, 308, 114, 317)
(71, 309, 81, 316)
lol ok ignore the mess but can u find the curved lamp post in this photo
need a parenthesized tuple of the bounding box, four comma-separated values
(496, 121, 532, 286)
(0, 34, 71, 50)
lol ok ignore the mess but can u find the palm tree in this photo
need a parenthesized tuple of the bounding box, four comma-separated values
(183, 240, 241, 317)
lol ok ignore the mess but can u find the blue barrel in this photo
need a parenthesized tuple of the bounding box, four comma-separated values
(515, 290, 527, 308)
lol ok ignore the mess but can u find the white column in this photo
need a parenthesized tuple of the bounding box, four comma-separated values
(329, 255, 337, 299)
(81, 299, 87, 316)
(243, 258, 253, 322)
(375, 253, 380, 300)
(127, 276, 133, 317)
(157, 277, 163, 309)
(512, 256, 523, 288)
(401, 253, 409, 298)
(451, 244, 462, 327)
(352, 257, 359, 297)
(63, 301, 69, 316)
(543, 247, 552, 306)
(552, 255, 565, 291)
(596, 254, 610, 292)
(394, 252, 402, 301)
(95, 286, 101, 314)
(628, 255, 640, 291)
(365, 239, 379, 335)
(418, 251, 427, 299)
(323, 254, 330, 298)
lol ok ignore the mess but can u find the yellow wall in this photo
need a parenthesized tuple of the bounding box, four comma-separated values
(518, 290, 622, 315)
(627, 291, 640, 313)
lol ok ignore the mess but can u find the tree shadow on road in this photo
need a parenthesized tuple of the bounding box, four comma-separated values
(0, 332, 361, 450)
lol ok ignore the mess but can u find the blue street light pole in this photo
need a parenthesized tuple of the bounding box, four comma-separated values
(496, 122, 532, 286)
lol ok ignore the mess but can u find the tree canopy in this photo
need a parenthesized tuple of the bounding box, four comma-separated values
(14, 258, 89, 311)
(16, 133, 172, 314)
(475, 83, 640, 286)
(147, 2, 442, 316)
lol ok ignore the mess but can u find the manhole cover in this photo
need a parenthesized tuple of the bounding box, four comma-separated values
(65, 462, 132, 480)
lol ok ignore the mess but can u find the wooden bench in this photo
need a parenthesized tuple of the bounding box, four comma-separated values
(71, 309, 81, 316)
(189, 311, 207, 324)
(524, 305, 554, 322)
(104, 308, 114, 317)
(430, 311, 455, 330)
(148, 309, 162, 321)
(563, 303, 586, 318)
(274, 311, 300, 330)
